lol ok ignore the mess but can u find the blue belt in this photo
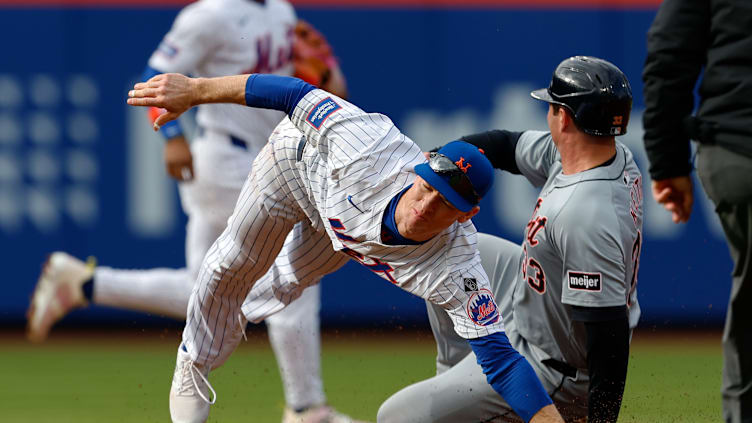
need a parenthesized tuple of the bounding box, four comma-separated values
(230, 135, 249, 151)
(197, 126, 249, 151)
(296, 136, 306, 161)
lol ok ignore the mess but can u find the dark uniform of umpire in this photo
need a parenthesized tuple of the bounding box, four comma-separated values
(642, 0, 752, 422)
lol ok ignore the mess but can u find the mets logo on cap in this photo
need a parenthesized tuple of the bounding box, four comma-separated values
(466, 288, 500, 326)
(455, 156, 472, 173)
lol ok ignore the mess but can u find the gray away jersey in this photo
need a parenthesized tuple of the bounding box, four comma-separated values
(276, 89, 506, 339)
(511, 130, 643, 372)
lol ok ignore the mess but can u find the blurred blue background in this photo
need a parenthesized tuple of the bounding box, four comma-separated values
(0, 0, 730, 329)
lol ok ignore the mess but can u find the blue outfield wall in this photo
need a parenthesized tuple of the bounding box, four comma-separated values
(0, 4, 731, 329)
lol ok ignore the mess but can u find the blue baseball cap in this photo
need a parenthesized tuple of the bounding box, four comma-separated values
(414, 141, 494, 212)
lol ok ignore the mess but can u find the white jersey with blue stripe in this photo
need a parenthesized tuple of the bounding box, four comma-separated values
(147, 0, 295, 147)
(272, 89, 505, 339)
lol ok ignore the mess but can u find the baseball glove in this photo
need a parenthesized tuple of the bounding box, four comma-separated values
(292, 20, 339, 88)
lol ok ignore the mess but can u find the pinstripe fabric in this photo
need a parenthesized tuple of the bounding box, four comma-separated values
(183, 129, 306, 368)
(241, 222, 349, 323)
(181, 90, 504, 368)
(288, 90, 504, 339)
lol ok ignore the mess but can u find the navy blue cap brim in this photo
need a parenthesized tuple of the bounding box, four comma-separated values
(414, 163, 474, 213)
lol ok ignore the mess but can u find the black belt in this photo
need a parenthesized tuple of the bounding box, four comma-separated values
(542, 358, 577, 379)
(684, 116, 752, 159)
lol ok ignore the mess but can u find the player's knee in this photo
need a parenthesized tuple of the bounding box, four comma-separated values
(376, 398, 400, 423)
(377, 392, 424, 423)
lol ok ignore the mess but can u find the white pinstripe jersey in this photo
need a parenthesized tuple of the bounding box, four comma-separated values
(148, 0, 295, 147)
(272, 89, 506, 339)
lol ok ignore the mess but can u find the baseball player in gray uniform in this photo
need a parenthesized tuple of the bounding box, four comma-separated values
(127, 73, 566, 423)
(26, 1, 354, 421)
(378, 56, 643, 423)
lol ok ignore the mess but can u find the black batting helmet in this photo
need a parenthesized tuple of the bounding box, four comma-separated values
(531, 56, 632, 136)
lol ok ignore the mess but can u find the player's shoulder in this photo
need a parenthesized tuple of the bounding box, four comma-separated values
(266, 0, 296, 19)
(616, 140, 641, 174)
(516, 130, 560, 165)
(270, 117, 304, 141)
(177, 0, 218, 17)
(444, 220, 479, 253)
(173, 0, 226, 30)
(552, 167, 628, 231)
(556, 169, 639, 235)
(517, 130, 553, 149)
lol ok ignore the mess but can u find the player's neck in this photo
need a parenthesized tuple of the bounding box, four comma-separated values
(557, 134, 616, 175)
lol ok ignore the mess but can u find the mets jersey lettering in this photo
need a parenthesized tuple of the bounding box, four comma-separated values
(328, 218, 397, 284)
(245, 30, 293, 74)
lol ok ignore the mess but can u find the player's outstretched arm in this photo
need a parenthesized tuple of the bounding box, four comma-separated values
(469, 333, 564, 423)
(127, 73, 249, 129)
(128, 73, 317, 130)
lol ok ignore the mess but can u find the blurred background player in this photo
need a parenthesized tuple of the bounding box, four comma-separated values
(26, 1, 353, 422)
(378, 56, 642, 423)
(642, 0, 752, 421)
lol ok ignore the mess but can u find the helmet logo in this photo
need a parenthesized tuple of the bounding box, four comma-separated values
(455, 157, 472, 173)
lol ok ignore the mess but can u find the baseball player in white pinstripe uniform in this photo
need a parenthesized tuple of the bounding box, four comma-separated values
(128, 73, 566, 423)
(378, 56, 643, 423)
(27, 1, 354, 421)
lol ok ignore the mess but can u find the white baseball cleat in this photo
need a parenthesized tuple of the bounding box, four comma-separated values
(26, 252, 94, 343)
(282, 405, 369, 423)
(169, 346, 216, 423)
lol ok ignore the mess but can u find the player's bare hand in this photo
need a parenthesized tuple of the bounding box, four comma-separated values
(652, 176, 693, 224)
(529, 404, 565, 423)
(127, 73, 196, 130)
(164, 136, 194, 181)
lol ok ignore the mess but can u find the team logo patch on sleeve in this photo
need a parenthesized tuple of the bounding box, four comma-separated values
(466, 288, 499, 326)
(306, 97, 341, 130)
(567, 271, 602, 292)
(463, 278, 478, 292)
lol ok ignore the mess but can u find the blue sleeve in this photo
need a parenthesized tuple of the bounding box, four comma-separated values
(468, 332, 553, 422)
(141, 65, 182, 139)
(244, 74, 316, 117)
(140, 65, 162, 83)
